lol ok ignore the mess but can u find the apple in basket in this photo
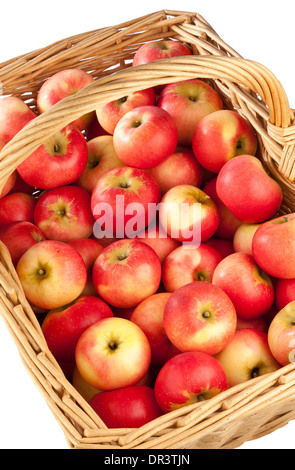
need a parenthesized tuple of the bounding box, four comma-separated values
(75, 316, 152, 391)
(0, 192, 36, 226)
(77, 135, 125, 194)
(192, 109, 257, 173)
(17, 125, 88, 189)
(275, 279, 295, 311)
(149, 146, 204, 195)
(158, 78, 223, 146)
(163, 281, 237, 355)
(96, 87, 156, 135)
(16, 240, 87, 310)
(34, 185, 95, 242)
(132, 39, 192, 66)
(215, 328, 281, 387)
(154, 351, 228, 413)
(37, 68, 96, 131)
(0, 96, 37, 144)
(135, 222, 180, 265)
(113, 105, 178, 169)
(233, 223, 261, 255)
(268, 301, 295, 366)
(89, 385, 163, 428)
(0, 221, 46, 265)
(162, 243, 222, 292)
(212, 252, 274, 320)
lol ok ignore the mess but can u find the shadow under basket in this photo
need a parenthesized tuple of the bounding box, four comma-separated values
(1, 9, 295, 449)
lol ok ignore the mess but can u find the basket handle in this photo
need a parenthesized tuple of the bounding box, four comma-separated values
(0, 55, 294, 190)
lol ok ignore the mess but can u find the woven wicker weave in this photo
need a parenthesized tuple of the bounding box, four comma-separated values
(0, 9, 295, 449)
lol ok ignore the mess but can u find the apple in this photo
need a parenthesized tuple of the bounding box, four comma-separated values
(158, 79, 223, 146)
(89, 385, 163, 428)
(113, 105, 178, 169)
(215, 329, 281, 387)
(252, 213, 295, 279)
(132, 40, 192, 67)
(159, 184, 219, 243)
(17, 125, 88, 189)
(154, 351, 228, 413)
(77, 135, 124, 193)
(163, 281, 237, 355)
(162, 243, 222, 292)
(84, 117, 110, 141)
(236, 317, 268, 333)
(0, 221, 46, 265)
(149, 146, 203, 195)
(216, 155, 283, 223)
(75, 316, 151, 390)
(275, 279, 295, 311)
(34, 185, 94, 242)
(37, 68, 95, 130)
(91, 166, 160, 239)
(205, 238, 234, 259)
(202, 177, 242, 239)
(130, 292, 181, 365)
(0, 192, 36, 226)
(10, 172, 35, 195)
(42, 296, 114, 370)
(135, 222, 180, 265)
(96, 87, 156, 135)
(16, 240, 87, 310)
(268, 301, 295, 366)
(0, 96, 37, 144)
(92, 239, 162, 308)
(192, 109, 257, 173)
(212, 252, 274, 320)
(0, 171, 17, 199)
(68, 238, 104, 296)
(233, 223, 261, 255)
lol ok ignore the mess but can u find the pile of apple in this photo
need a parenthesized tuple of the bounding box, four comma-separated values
(1, 39, 295, 429)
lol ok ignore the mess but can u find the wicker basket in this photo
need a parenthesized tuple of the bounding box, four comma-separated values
(1, 9, 295, 450)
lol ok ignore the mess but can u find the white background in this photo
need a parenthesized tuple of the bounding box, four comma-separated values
(0, 0, 295, 450)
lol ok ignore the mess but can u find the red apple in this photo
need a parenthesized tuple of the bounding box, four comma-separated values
(96, 87, 156, 135)
(42, 296, 113, 367)
(92, 239, 161, 308)
(135, 222, 180, 265)
(16, 240, 87, 310)
(213, 252, 274, 320)
(149, 146, 203, 195)
(215, 329, 281, 387)
(252, 214, 295, 279)
(0, 221, 46, 265)
(17, 125, 88, 189)
(77, 135, 124, 193)
(154, 351, 228, 413)
(37, 68, 95, 130)
(75, 316, 151, 390)
(233, 223, 261, 255)
(205, 238, 234, 259)
(68, 238, 104, 296)
(133, 40, 192, 67)
(216, 155, 283, 223)
(84, 117, 110, 141)
(0, 96, 37, 144)
(192, 109, 257, 173)
(11, 172, 35, 195)
(268, 301, 295, 366)
(0, 192, 36, 226)
(130, 292, 181, 365)
(0, 171, 17, 199)
(91, 166, 160, 239)
(162, 243, 222, 292)
(158, 79, 223, 146)
(34, 186, 94, 242)
(163, 281, 237, 355)
(159, 184, 219, 243)
(275, 279, 295, 311)
(113, 105, 178, 169)
(203, 177, 242, 239)
(89, 385, 163, 428)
